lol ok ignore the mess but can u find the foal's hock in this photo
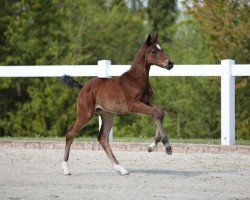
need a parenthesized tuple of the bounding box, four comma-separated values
(61, 34, 174, 175)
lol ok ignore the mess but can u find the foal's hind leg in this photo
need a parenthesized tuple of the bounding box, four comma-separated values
(97, 111, 129, 175)
(61, 112, 94, 175)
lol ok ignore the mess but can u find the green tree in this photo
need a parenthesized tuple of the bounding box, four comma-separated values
(166, 18, 214, 64)
(62, 0, 146, 65)
(0, 0, 146, 137)
(147, 0, 178, 34)
(0, 0, 14, 64)
(184, 0, 250, 139)
(184, 0, 250, 63)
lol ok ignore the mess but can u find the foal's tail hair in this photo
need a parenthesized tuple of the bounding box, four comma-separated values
(61, 75, 83, 89)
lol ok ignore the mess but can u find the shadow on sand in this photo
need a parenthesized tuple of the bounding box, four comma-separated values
(75, 168, 236, 177)
(128, 168, 237, 177)
(128, 168, 204, 177)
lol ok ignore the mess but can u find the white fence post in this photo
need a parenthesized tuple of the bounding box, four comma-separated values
(221, 59, 235, 145)
(97, 60, 113, 143)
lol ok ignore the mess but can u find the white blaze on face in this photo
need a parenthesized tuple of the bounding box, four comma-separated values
(156, 43, 162, 50)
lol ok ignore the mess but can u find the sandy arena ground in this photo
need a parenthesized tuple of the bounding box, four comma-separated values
(0, 148, 249, 200)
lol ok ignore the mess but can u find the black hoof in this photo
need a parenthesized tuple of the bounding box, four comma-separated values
(165, 145, 172, 155)
(148, 147, 153, 153)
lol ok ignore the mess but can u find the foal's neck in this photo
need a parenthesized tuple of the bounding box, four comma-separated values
(129, 46, 150, 80)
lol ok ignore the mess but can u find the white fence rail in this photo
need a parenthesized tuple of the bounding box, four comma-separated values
(0, 59, 249, 145)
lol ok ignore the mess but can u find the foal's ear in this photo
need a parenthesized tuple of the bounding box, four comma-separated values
(152, 33, 158, 43)
(145, 34, 152, 46)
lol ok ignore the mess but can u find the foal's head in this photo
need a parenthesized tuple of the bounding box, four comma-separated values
(144, 34, 174, 70)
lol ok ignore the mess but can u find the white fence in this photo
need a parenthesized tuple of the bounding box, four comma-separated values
(0, 59, 249, 145)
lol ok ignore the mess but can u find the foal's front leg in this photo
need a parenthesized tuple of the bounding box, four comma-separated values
(147, 105, 163, 152)
(131, 102, 172, 155)
(148, 129, 161, 152)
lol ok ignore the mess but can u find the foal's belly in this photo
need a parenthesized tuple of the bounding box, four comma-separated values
(95, 99, 127, 114)
(95, 79, 128, 114)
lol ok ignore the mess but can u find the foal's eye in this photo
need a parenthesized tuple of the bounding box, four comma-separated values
(151, 51, 157, 56)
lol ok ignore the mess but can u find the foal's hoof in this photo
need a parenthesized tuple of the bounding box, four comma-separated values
(113, 164, 129, 176)
(61, 161, 71, 175)
(62, 168, 72, 175)
(148, 146, 154, 153)
(165, 145, 172, 155)
(148, 142, 156, 153)
(120, 169, 129, 176)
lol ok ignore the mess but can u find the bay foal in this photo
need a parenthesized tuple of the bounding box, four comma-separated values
(61, 34, 174, 175)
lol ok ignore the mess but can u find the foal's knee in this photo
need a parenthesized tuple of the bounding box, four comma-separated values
(152, 107, 164, 121)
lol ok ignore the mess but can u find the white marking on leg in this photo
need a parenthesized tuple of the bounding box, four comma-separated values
(61, 161, 71, 175)
(149, 141, 156, 151)
(113, 164, 129, 175)
(156, 44, 162, 50)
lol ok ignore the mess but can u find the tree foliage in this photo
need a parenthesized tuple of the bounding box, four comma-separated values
(184, 0, 250, 63)
(0, 0, 146, 137)
(183, 0, 250, 139)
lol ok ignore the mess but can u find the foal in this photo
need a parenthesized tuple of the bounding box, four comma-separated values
(61, 34, 174, 175)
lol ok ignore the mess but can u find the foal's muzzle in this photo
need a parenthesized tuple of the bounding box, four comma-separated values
(167, 61, 174, 70)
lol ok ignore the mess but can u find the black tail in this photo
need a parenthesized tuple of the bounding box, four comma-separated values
(61, 75, 83, 89)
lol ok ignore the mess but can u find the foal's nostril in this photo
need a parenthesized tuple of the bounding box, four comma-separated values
(169, 61, 174, 66)
(167, 61, 174, 70)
